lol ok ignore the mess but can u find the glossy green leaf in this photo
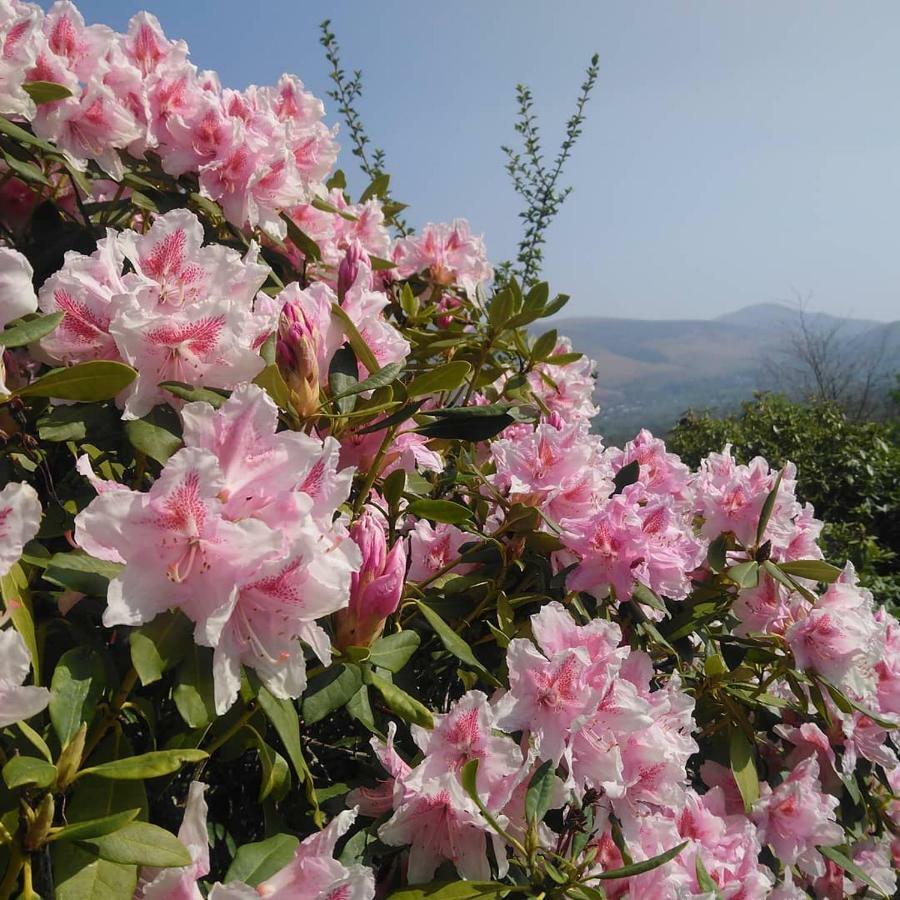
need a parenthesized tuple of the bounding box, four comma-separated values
(612, 459, 640, 494)
(368, 631, 421, 673)
(728, 727, 759, 812)
(778, 559, 842, 583)
(50, 646, 107, 744)
(2, 755, 57, 790)
(50, 809, 140, 843)
(302, 664, 364, 724)
(22, 80, 73, 104)
(16, 360, 137, 401)
(124, 409, 182, 465)
(173, 644, 217, 728)
(388, 883, 512, 900)
(818, 845, 890, 899)
(159, 381, 228, 407)
(0, 311, 63, 348)
(79, 821, 192, 867)
(591, 841, 688, 880)
(225, 833, 300, 886)
(43, 552, 123, 596)
(130, 610, 193, 686)
(53, 843, 137, 900)
(415, 600, 500, 687)
(77, 749, 208, 782)
(367, 672, 433, 729)
(524, 759, 555, 825)
(406, 499, 472, 525)
(406, 361, 472, 398)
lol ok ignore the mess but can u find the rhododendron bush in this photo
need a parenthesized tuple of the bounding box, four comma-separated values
(1, 4, 899, 900)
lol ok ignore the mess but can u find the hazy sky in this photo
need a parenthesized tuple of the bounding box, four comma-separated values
(76, 1, 900, 321)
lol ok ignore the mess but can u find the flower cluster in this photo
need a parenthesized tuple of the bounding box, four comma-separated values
(1, 3, 899, 898)
(75, 384, 359, 713)
(1, 0, 336, 234)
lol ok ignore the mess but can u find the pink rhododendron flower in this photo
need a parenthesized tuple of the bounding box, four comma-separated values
(785, 563, 883, 694)
(411, 690, 525, 810)
(379, 770, 498, 883)
(392, 219, 492, 296)
(0, 0, 43, 118)
(406, 520, 474, 582)
(752, 756, 842, 876)
(0, 481, 41, 578)
(0, 624, 50, 728)
(526, 335, 598, 423)
(604, 428, 693, 505)
(490, 414, 611, 527)
(0, 245, 36, 329)
(564, 484, 705, 603)
(493, 637, 597, 763)
(37, 231, 128, 363)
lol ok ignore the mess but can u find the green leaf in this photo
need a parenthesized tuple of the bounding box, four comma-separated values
(612, 459, 640, 494)
(406, 499, 472, 525)
(591, 841, 688, 880)
(125, 409, 182, 465)
(255, 686, 308, 783)
(725, 560, 759, 589)
(130, 610, 193, 686)
(366, 672, 433, 729)
(2, 756, 57, 790)
(331, 303, 379, 373)
(253, 363, 294, 413)
(53, 843, 137, 900)
(531, 329, 558, 362)
(77, 749, 208, 782)
(328, 345, 359, 414)
(695, 855, 722, 899)
(777, 559, 842, 583)
(16, 720, 52, 762)
(387, 883, 512, 900)
(43, 551, 122, 596)
(818, 845, 890, 899)
(1, 147, 49, 185)
(1, 562, 39, 682)
(51, 809, 140, 843)
(416, 413, 513, 441)
(246, 726, 290, 803)
(302, 664, 364, 724)
(756, 468, 784, 546)
(173, 644, 217, 728)
(406, 361, 472, 398)
(728, 727, 759, 812)
(0, 311, 63, 348)
(632, 582, 667, 613)
(79, 822, 192, 868)
(15, 361, 137, 401)
(225, 833, 300, 886)
(22, 81, 73, 104)
(281, 213, 322, 261)
(707, 535, 727, 573)
(68, 732, 148, 824)
(330, 360, 403, 402)
(50, 647, 107, 744)
(368, 631, 421, 673)
(415, 600, 500, 687)
(524, 759, 556, 825)
(359, 171, 390, 203)
(159, 381, 228, 407)
(819, 679, 898, 730)
(0, 114, 58, 154)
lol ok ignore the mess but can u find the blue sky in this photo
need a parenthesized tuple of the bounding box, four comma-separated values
(76, 1, 900, 321)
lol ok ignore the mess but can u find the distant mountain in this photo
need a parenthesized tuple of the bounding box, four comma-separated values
(540, 304, 900, 444)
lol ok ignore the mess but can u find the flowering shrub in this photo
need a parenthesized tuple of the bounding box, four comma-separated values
(1, 3, 899, 899)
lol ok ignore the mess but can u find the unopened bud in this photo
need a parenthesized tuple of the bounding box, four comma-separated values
(55, 723, 87, 792)
(276, 303, 320, 419)
(337, 241, 369, 301)
(334, 511, 407, 650)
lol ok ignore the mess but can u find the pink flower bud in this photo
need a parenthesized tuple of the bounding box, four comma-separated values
(337, 241, 368, 301)
(334, 511, 407, 649)
(435, 294, 461, 329)
(276, 300, 320, 418)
